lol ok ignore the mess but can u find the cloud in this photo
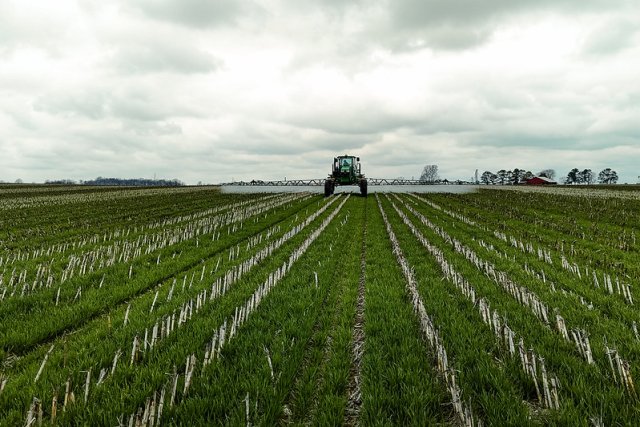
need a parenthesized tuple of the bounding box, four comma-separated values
(112, 41, 222, 75)
(387, 0, 616, 28)
(127, 0, 247, 28)
(1, 0, 639, 185)
(122, 120, 183, 136)
(33, 79, 203, 122)
(34, 90, 110, 120)
(581, 18, 639, 56)
(353, 0, 624, 51)
(0, 3, 71, 54)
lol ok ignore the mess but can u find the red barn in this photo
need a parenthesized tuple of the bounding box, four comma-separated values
(526, 176, 557, 185)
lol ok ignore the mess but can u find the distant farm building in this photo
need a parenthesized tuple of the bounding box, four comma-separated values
(526, 176, 557, 185)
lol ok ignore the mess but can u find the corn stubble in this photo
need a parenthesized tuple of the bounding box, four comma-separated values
(0, 185, 639, 425)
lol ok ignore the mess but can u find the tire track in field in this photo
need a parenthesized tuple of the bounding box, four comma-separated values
(280, 258, 340, 425)
(345, 198, 367, 426)
(279, 206, 351, 424)
(299, 214, 354, 424)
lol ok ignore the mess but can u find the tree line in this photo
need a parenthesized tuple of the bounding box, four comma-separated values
(476, 167, 619, 185)
(564, 168, 618, 185)
(479, 168, 547, 185)
(44, 177, 185, 186)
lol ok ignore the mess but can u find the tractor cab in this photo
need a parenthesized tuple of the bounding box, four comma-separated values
(339, 157, 352, 172)
(333, 156, 361, 182)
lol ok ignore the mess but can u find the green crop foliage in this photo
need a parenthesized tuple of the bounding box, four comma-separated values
(2, 185, 640, 425)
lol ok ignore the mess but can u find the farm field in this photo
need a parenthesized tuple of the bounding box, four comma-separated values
(1, 185, 640, 425)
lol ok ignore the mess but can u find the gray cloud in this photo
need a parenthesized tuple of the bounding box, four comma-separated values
(369, 0, 624, 51)
(1, 0, 639, 185)
(112, 42, 222, 74)
(282, 107, 418, 136)
(127, 0, 246, 28)
(122, 120, 183, 136)
(34, 82, 201, 123)
(34, 91, 110, 120)
(208, 116, 372, 156)
(388, 0, 617, 27)
(107, 86, 198, 122)
(582, 19, 638, 56)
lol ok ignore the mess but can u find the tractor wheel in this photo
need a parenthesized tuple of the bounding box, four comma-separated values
(360, 179, 368, 197)
(324, 180, 333, 197)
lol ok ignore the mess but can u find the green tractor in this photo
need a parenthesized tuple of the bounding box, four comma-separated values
(324, 155, 368, 197)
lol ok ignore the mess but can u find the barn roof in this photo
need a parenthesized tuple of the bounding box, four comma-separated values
(527, 176, 557, 184)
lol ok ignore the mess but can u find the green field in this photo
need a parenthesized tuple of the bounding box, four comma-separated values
(1, 185, 639, 425)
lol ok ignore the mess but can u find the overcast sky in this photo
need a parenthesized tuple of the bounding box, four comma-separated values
(1, 0, 639, 184)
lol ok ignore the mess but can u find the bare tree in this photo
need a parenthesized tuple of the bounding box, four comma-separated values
(420, 165, 439, 182)
(538, 169, 556, 180)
